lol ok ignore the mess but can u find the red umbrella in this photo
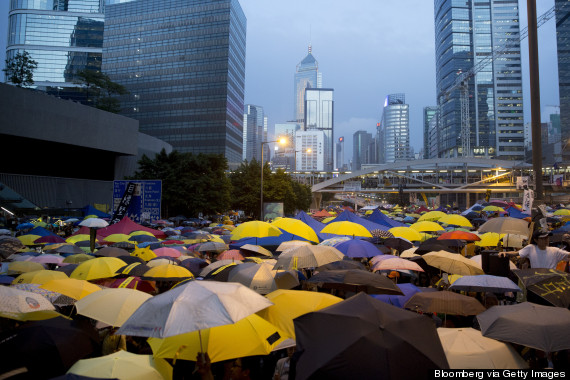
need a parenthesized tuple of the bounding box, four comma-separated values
(154, 247, 182, 258)
(161, 240, 185, 245)
(437, 231, 481, 241)
(216, 250, 245, 261)
(108, 276, 156, 294)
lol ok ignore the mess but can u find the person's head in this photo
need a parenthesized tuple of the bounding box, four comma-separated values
(229, 356, 257, 380)
(286, 345, 296, 358)
(531, 231, 552, 249)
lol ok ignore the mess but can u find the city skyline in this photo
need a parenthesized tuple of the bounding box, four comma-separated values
(0, 1, 561, 166)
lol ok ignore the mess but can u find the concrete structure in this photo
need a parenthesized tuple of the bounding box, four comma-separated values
(0, 83, 171, 213)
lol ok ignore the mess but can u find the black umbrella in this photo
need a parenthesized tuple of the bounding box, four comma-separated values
(316, 258, 367, 272)
(464, 212, 480, 220)
(383, 237, 414, 252)
(305, 269, 403, 295)
(94, 247, 130, 258)
(0, 318, 100, 379)
(116, 255, 145, 265)
(55, 263, 79, 276)
(179, 257, 209, 277)
(293, 292, 449, 379)
(477, 302, 570, 353)
(512, 268, 570, 308)
(203, 262, 237, 282)
(0, 236, 24, 259)
(45, 244, 84, 255)
(128, 234, 158, 243)
(116, 262, 152, 277)
(415, 239, 457, 255)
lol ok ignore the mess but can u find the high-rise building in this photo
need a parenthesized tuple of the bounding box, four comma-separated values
(5, 0, 104, 102)
(304, 88, 334, 171)
(423, 107, 438, 159)
(375, 122, 385, 164)
(353, 130, 373, 171)
(295, 130, 324, 171)
(243, 105, 267, 163)
(556, 0, 570, 163)
(103, 0, 246, 168)
(294, 45, 322, 123)
(382, 94, 411, 163)
(434, 0, 524, 160)
(273, 122, 301, 170)
(335, 136, 345, 171)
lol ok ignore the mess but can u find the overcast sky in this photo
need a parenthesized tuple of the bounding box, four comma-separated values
(0, 1, 560, 165)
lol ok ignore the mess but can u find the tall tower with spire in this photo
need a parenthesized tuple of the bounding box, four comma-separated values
(294, 45, 322, 123)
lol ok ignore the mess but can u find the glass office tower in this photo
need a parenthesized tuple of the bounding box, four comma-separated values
(304, 88, 333, 171)
(556, 0, 570, 163)
(382, 94, 411, 163)
(5, 0, 104, 102)
(423, 106, 437, 159)
(294, 45, 322, 123)
(434, 0, 524, 160)
(243, 104, 267, 163)
(103, 0, 246, 168)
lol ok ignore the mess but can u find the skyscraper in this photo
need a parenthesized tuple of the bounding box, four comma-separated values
(243, 104, 267, 163)
(295, 130, 324, 171)
(274, 122, 301, 170)
(304, 88, 334, 171)
(434, 0, 524, 160)
(353, 130, 373, 171)
(556, 0, 570, 163)
(382, 94, 411, 163)
(103, 0, 246, 168)
(294, 45, 322, 123)
(5, 0, 104, 102)
(423, 107, 438, 159)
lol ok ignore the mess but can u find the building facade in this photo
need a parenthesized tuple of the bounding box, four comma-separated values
(294, 45, 322, 123)
(434, 0, 524, 160)
(304, 88, 334, 171)
(273, 122, 301, 170)
(102, 0, 246, 168)
(423, 106, 438, 159)
(353, 130, 373, 171)
(382, 94, 411, 163)
(295, 130, 324, 171)
(556, 0, 570, 163)
(243, 104, 267, 163)
(5, 0, 104, 102)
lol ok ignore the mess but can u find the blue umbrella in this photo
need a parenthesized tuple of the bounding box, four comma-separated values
(16, 222, 34, 230)
(371, 283, 434, 308)
(449, 274, 521, 293)
(0, 275, 15, 284)
(335, 239, 385, 258)
(128, 234, 159, 243)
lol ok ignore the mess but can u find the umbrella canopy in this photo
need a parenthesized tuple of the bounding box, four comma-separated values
(67, 351, 163, 380)
(334, 239, 385, 258)
(196, 241, 229, 253)
(512, 268, 570, 308)
(422, 250, 484, 276)
(7, 260, 45, 274)
(117, 281, 274, 338)
(79, 218, 109, 228)
(437, 328, 528, 369)
(239, 243, 273, 257)
(271, 218, 319, 243)
(320, 221, 372, 237)
(131, 246, 157, 262)
(142, 264, 193, 282)
(383, 237, 414, 252)
(404, 290, 486, 316)
(0, 286, 59, 321)
(75, 288, 153, 327)
(12, 269, 68, 285)
(475, 232, 502, 247)
(417, 211, 447, 222)
(438, 215, 473, 228)
(108, 276, 156, 294)
(449, 274, 521, 293)
(62, 253, 95, 264)
(148, 313, 285, 363)
(410, 221, 445, 233)
(41, 278, 102, 300)
(199, 259, 243, 277)
(70, 257, 125, 280)
(29, 253, 65, 265)
(275, 240, 312, 252)
(438, 231, 480, 241)
(216, 249, 245, 261)
(50, 244, 86, 255)
(95, 246, 130, 258)
(478, 217, 530, 236)
(34, 235, 67, 244)
(316, 258, 367, 271)
(294, 292, 449, 379)
(227, 262, 277, 294)
(388, 226, 423, 241)
(370, 255, 425, 272)
(477, 302, 570, 352)
(371, 283, 434, 308)
(0, 236, 25, 259)
(116, 262, 152, 277)
(257, 289, 342, 339)
(318, 236, 351, 247)
(306, 269, 404, 295)
(230, 221, 282, 240)
(153, 247, 182, 258)
(272, 245, 345, 270)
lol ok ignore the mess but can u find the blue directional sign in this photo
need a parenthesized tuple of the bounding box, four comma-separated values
(112, 180, 162, 223)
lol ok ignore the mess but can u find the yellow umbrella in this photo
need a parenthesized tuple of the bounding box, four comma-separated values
(148, 314, 286, 363)
(222, 225, 235, 231)
(130, 230, 155, 237)
(63, 253, 95, 264)
(12, 270, 68, 285)
(41, 278, 101, 300)
(66, 234, 91, 244)
(208, 235, 226, 244)
(482, 205, 504, 212)
(230, 221, 282, 240)
(67, 351, 163, 380)
(381, 210, 390, 215)
(406, 213, 421, 218)
(439, 215, 473, 228)
(475, 232, 502, 247)
(554, 209, 570, 216)
(271, 218, 319, 243)
(321, 216, 336, 224)
(436, 274, 463, 286)
(70, 257, 126, 281)
(142, 264, 193, 281)
(8, 261, 45, 274)
(417, 211, 447, 222)
(131, 246, 157, 262)
(17, 235, 42, 246)
(365, 210, 373, 215)
(75, 288, 153, 327)
(422, 250, 484, 276)
(0, 286, 61, 321)
(320, 221, 372, 238)
(257, 289, 343, 339)
(388, 227, 422, 241)
(410, 221, 445, 232)
(103, 233, 131, 243)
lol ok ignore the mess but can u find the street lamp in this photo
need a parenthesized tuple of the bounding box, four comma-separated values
(261, 137, 287, 221)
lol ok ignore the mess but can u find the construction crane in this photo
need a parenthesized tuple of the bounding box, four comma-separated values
(438, 5, 559, 157)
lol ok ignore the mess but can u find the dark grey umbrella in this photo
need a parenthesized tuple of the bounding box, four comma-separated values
(0, 236, 24, 259)
(293, 292, 449, 379)
(477, 302, 570, 353)
(94, 246, 130, 257)
(47, 244, 85, 255)
(403, 290, 486, 316)
(305, 269, 403, 295)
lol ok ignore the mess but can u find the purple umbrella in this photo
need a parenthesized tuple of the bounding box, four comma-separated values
(334, 239, 385, 258)
(371, 283, 436, 308)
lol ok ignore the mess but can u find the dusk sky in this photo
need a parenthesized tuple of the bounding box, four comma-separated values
(0, 1, 561, 165)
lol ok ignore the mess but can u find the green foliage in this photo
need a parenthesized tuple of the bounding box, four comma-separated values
(3, 51, 38, 87)
(129, 149, 231, 217)
(228, 159, 262, 219)
(75, 69, 128, 113)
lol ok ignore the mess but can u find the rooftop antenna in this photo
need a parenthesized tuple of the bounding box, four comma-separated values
(309, 25, 312, 53)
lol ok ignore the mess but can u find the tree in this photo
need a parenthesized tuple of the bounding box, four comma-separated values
(75, 69, 128, 113)
(3, 51, 38, 87)
(229, 159, 262, 219)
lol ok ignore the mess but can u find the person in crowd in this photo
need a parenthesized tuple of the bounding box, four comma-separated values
(499, 230, 570, 269)
(274, 346, 296, 380)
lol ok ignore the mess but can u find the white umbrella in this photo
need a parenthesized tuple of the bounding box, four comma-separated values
(79, 218, 109, 228)
(272, 245, 345, 270)
(0, 286, 59, 321)
(227, 262, 277, 295)
(117, 281, 273, 339)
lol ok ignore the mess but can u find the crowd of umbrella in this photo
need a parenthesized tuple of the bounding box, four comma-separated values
(0, 202, 569, 379)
